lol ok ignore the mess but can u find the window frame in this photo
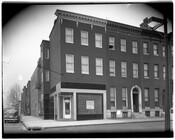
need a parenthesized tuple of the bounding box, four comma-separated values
(133, 63, 139, 78)
(120, 39, 126, 52)
(96, 58, 103, 75)
(154, 88, 159, 107)
(109, 36, 115, 50)
(45, 48, 49, 59)
(109, 60, 115, 77)
(154, 64, 159, 79)
(144, 63, 149, 78)
(81, 30, 88, 46)
(122, 88, 128, 108)
(110, 87, 116, 109)
(143, 42, 149, 55)
(45, 70, 49, 82)
(121, 61, 127, 77)
(65, 28, 74, 44)
(66, 54, 74, 73)
(95, 33, 102, 48)
(132, 41, 138, 54)
(81, 56, 89, 74)
(153, 44, 158, 56)
(144, 88, 150, 107)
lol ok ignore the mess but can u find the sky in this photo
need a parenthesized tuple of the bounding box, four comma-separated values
(2, 3, 172, 107)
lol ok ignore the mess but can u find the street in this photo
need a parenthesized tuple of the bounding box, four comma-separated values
(3, 120, 173, 138)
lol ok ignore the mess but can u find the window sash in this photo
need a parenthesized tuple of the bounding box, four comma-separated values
(81, 31, 88, 45)
(122, 88, 127, 107)
(110, 88, 116, 107)
(109, 60, 115, 76)
(66, 54, 74, 73)
(132, 41, 138, 54)
(65, 28, 73, 43)
(95, 33, 102, 48)
(154, 65, 159, 78)
(109, 37, 115, 46)
(121, 39, 126, 52)
(81, 56, 89, 74)
(133, 63, 138, 78)
(121, 62, 127, 77)
(163, 66, 166, 79)
(144, 64, 149, 77)
(143, 43, 148, 54)
(153, 44, 158, 55)
(96, 58, 103, 75)
(163, 46, 165, 57)
(45, 49, 49, 59)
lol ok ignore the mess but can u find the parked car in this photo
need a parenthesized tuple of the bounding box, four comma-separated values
(4, 109, 20, 123)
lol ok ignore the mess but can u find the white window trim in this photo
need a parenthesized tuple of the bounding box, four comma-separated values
(133, 63, 138, 78)
(81, 56, 89, 74)
(81, 30, 88, 46)
(95, 33, 102, 48)
(109, 36, 115, 50)
(110, 87, 116, 109)
(121, 39, 126, 52)
(143, 42, 149, 55)
(66, 54, 74, 73)
(65, 28, 74, 44)
(122, 88, 128, 108)
(121, 61, 127, 77)
(132, 41, 138, 54)
(96, 58, 103, 76)
(109, 60, 115, 77)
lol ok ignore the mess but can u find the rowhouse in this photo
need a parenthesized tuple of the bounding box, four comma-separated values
(21, 9, 173, 121)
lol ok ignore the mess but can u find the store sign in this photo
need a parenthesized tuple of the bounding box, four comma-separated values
(86, 100, 94, 109)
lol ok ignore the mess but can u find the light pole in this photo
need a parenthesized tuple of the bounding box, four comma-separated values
(140, 15, 171, 131)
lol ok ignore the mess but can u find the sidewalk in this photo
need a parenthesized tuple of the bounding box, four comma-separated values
(21, 115, 165, 130)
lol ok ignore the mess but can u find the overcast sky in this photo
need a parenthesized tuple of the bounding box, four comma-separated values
(2, 4, 172, 107)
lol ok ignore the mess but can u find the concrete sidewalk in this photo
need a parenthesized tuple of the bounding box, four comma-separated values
(21, 115, 165, 130)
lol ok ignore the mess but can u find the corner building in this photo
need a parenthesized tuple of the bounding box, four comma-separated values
(28, 9, 173, 120)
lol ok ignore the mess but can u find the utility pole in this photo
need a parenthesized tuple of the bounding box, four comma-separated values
(164, 15, 171, 131)
(140, 15, 171, 131)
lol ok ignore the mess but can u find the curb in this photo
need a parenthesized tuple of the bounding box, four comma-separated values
(21, 118, 165, 130)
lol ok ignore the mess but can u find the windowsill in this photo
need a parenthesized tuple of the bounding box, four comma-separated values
(144, 77, 150, 79)
(155, 77, 160, 80)
(133, 77, 139, 78)
(110, 75, 116, 77)
(145, 107, 150, 109)
(96, 74, 103, 76)
(82, 73, 89, 75)
(144, 53, 149, 55)
(66, 71, 74, 73)
(66, 41, 74, 44)
(81, 44, 88, 46)
(95, 46, 103, 48)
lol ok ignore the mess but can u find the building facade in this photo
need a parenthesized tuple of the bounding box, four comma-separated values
(22, 9, 173, 120)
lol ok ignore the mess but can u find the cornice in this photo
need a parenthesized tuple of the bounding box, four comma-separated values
(55, 9, 107, 27)
(107, 20, 142, 33)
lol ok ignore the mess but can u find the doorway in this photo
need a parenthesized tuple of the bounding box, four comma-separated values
(63, 97, 71, 119)
(131, 86, 142, 113)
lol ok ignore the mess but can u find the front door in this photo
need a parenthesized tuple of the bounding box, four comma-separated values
(63, 97, 71, 119)
(133, 93, 139, 112)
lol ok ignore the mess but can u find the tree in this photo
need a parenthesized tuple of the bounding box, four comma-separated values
(7, 84, 21, 110)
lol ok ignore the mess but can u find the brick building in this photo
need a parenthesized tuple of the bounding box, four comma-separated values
(22, 9, 173, 120)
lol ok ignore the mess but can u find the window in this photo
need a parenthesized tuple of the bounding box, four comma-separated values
(66, 54, 74, 73)
(163, 65, 166, 80)
(81, 31, 88, 46)
(109, 60, 115, 76)
(144, 88, 149, 107)
(144, 63, 149, 78)
(132, 41, 138, 54)
(154, 64, 159, 79)
(45, 49, 49, 59)
(96, 58, 103, 75)
(121, 39, 126, 52)
(153, 44, 158, 56)
(121, 61, 127, 77)
(110, 87, 116, 109)
(143, 42, 149, 55)
(133, 63, 138, 78)
(81, 56, 89, 74)
(45, 70, 49, 81)
(162, 46, 165, 57)
(122, 88, 127, 107)
(154, 89, 159, 107)
(109, 36, 115, 50)
(95, 33, 102, 48)
(65, 28, 74, 43)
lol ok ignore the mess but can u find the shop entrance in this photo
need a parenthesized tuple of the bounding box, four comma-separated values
(63, 97, 71, 119)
